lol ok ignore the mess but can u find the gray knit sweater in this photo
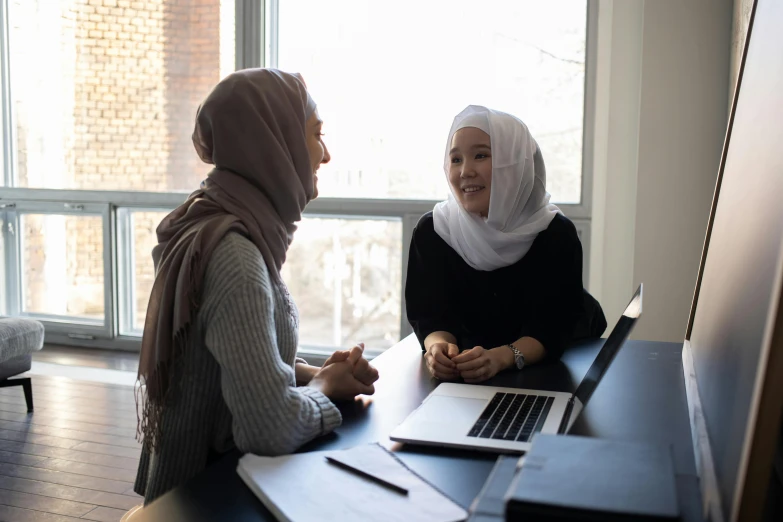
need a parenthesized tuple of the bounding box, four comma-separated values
(134, 232, 342, 504)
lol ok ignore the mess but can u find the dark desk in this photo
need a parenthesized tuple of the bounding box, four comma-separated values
(136, 336, 702, 521)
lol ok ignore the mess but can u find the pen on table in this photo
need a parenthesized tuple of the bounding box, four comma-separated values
(324, 456, 409, 496)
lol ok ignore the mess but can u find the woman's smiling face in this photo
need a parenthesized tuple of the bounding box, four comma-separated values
(448, 127, 492, 217)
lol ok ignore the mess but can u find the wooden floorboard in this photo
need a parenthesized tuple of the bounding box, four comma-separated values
(30, 461, 136, 484)
(0, 476, 140, 510)
(67, 444, 139, 461)
(0, 400, 139, 431)
(9, 385, 133, 405)
(0, 487, 96, 517)
(0, 421, 139, 450)
(0, 370, 144, 522)
(0, 463, 133, 495)
(0, 450, 49, 468)
(34, 346, 139, 373)
(0, 375, 133, 392)
(80, 507, 130, 522)
(0, 385, 136, 411)
(0, 392, 138, 415)
(0, 442, 138, 471)
(0, 431, 82, 451)
(0, 389, 137, 412)
(0, 503, 87, 522)
(0, 394, 137, 419)
(17, 375, 133, 391)
(0, 411, 136, 439)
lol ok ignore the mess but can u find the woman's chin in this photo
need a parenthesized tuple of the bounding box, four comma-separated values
(460, 202, 488, 217)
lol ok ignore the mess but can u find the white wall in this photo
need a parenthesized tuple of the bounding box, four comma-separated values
(590, 0, 733, 342)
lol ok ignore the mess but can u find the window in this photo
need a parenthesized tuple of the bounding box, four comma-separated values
(0, 213, 6, 315)
(283, 216, 402, 354)
(274, 0, 587, 203)
(115, 210, 404, 354)
(0, 1, 595, 352)
(6, 0, 235, 192)
(1, 202, 112, 335)
(117, 208, 170, 336)
(21, 213, 105, 323)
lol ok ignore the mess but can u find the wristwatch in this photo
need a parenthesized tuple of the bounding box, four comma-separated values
(506, 344, 526, 370)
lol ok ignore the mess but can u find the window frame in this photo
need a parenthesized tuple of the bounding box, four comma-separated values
(2, 200, 113, 338)
(116, 206, 176, 338)
(0, 0, 598, 356)
(0, 0, 14, 189)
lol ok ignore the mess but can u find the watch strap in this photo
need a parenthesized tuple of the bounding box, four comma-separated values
(506, 344, 526, 370)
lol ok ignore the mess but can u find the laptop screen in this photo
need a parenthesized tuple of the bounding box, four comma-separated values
(572, 284, 643, 406)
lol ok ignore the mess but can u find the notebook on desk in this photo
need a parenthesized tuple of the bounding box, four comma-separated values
(237, 443, 468, 522)
(467, 435, 679, 522)
(505, 434, 679, 521)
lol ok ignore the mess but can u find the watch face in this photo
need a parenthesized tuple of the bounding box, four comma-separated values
(516, 357, 525, 370)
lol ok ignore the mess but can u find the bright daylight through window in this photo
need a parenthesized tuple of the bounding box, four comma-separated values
(0, 0, 588, 353)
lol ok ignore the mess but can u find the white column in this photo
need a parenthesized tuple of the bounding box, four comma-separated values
(588, 0, 644, 327)
(632, 0, 731, 342)
(590, 0, 732, 342)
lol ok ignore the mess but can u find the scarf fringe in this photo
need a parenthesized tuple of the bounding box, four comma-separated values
(135, 252, 200, 453)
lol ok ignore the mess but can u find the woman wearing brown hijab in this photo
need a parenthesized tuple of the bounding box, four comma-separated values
(133, 69, 379, 504)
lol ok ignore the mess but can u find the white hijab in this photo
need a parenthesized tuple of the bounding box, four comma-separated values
(433, 105, 560, 271)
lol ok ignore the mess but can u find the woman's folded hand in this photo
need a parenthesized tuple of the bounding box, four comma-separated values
(313, 343, 380, 400)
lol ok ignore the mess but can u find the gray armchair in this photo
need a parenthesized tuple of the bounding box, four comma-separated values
(0, 317, 44, 412)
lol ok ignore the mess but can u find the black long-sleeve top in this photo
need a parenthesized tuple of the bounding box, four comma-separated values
(405, 212, 606, 360)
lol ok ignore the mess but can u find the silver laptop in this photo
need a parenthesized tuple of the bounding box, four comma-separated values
(390, 284, 643, 453)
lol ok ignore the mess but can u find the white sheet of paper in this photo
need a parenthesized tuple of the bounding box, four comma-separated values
(237, 444, 468, 522)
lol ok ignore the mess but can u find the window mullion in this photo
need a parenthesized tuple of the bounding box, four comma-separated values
(1, 207, 21, 316)
(0, 0, 16, 188)
(265, 0, 279, 68)
(399, 213, 419, 340)
(104, 204, 117, 339)
(237, 0, 263, 69)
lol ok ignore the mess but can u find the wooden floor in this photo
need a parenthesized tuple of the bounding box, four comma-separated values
(32, 347, 139, 373)
(0, 356, 142, 521)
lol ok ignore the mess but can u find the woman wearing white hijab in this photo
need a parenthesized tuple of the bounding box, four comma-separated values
(406, 106, 606, 383)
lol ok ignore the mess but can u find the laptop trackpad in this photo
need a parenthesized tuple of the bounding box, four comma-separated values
(422, 395, 488, 425)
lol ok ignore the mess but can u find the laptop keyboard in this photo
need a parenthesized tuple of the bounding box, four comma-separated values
(467, 393, 554, 442)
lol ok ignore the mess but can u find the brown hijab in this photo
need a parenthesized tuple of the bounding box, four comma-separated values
(136, 69, 316, 450)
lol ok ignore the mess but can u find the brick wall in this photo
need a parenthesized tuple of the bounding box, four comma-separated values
(12, 0, 225, 320)
(164, 0, 222, 190)
(71, 0, 170, 193)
